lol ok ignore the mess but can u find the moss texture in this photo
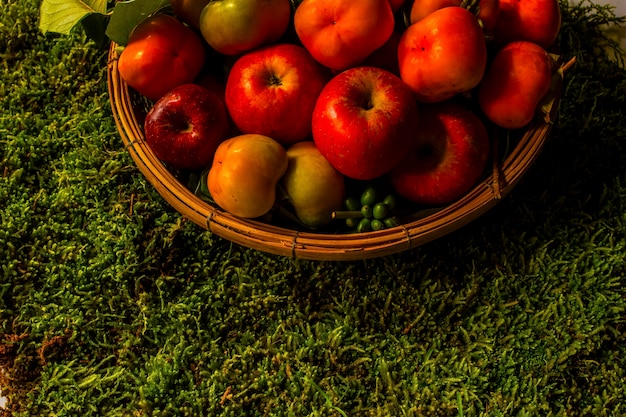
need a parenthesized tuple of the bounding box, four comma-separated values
(1, 0, 625, 415)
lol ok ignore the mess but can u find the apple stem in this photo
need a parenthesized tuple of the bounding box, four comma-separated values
(332, 210, 364, 220)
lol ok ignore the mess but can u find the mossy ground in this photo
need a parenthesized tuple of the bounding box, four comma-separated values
(1, 0, 625, 415)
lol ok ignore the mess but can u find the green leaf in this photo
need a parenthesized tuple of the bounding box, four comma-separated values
(193, 166, 216, 205)
(105, 0, 172, 46)
(81, 12, 111, 49)
(39, 0, 108, 35)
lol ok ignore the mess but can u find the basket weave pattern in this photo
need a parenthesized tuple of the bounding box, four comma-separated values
(107, 44, 558, 261)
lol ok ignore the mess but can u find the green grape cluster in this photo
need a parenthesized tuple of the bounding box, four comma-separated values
(343, 186, 400, 233)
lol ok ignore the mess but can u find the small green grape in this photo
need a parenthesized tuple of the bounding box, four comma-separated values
(360, 186, 379, 207)
(372, 202, 389, 220)
(383, 216, 399, 228)
(361, 204, 373, 218)
(344, 196, 360, 211)
(383, 194, 397, 211)
(345, 217, 359, 228)
(371, 219, 385, 231)
(356, 218, 372, 233)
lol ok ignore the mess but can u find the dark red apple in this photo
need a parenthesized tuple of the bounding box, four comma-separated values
(225, 43, 330, 145)
(390, 100, 490, 205)
(312, 66, 420, 180)
(144, 83, 230, 170)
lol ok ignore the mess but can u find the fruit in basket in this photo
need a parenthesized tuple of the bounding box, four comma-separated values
(493, 0, 561, 48)
(282, 141, 346, 228)
(199, 0, 291, 56)
(294, 0, 395, 71)
(340, 187, 401, 232)
(390, 100, 490, 206)
(170, 0, 211, 29)
(144, 84, 230, 170)
(478, 41, 554, 129)
(117, 14, 205, 102)
(398, 6, 487, 103)
(207, 134, 288, 218)
(409, 0, 501, 34)
(225, 43, 330, 145)
(312, 66, 420, 181)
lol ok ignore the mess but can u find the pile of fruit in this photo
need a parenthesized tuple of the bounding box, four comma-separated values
(116, 0, 566, 232)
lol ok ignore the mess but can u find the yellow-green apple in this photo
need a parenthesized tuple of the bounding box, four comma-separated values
(208, 134, 288, 218)
(199, 0, 291, 56)
(478, 41, 554, 129)
(493, 0, 561, 48)
(225, 43, 330, 145)
(169, 0, 210, 29)
(282, 141, 346, 228)
(390, 100, 490, 205)
(294, 0, 395, 71)
(118, 14, 205, 102)
(143, 83, 230, 170)
(312, 66, 420, 180)
(398, 7, 487, 103)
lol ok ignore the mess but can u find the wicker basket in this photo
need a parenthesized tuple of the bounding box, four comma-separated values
(106, 43, 565, 261)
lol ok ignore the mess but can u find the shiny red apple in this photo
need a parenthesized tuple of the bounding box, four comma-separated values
(312, 66, 420, 180)
(144, 84, 230, 170)
(390, 100, 491, 205)
(225, 43, 330, 145)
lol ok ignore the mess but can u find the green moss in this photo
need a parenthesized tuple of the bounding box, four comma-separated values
(1, 0, 626, 415)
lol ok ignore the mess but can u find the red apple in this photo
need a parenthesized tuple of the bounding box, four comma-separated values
(144, 84, 230, 170)
(478, 41, 554, 129)
(294, 0, 395, 71)
(117, 14, 205, 102)
(225, 43, 330, 145)
(409, 0, 500, 34)
(398, 7, 487, 103)
(390, 100, 490, 205)
(312, 66, 420, 180)
(493, 0, 561, 48)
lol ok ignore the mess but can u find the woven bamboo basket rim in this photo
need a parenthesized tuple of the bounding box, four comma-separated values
(106, 42, 561, 261)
